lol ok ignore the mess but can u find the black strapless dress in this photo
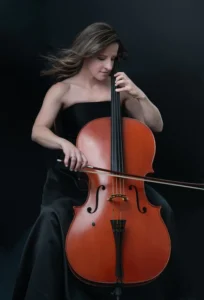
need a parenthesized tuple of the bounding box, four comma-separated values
(12, 102, 193, 300)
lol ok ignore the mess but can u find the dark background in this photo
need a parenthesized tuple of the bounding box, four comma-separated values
(1, 0, 204, 299)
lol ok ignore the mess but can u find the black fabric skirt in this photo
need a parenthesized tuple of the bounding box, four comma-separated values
(11, 162, 192, 300)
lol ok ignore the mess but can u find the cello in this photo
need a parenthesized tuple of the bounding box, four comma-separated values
(64, 62, 171, 299)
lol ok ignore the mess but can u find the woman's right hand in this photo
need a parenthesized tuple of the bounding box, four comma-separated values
(60, 139, 88, 171)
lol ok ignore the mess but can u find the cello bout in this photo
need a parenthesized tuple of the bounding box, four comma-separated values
(65, 117, 171, 285)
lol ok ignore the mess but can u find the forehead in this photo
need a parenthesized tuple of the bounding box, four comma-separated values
(99, 43, 119, 56)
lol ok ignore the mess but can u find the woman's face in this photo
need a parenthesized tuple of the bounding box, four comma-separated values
(84, 43, 119, 81)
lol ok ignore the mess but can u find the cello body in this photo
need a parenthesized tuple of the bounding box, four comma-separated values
(65, 116, 171, 287)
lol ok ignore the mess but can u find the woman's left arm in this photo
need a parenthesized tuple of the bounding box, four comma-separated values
(115, 72, 163, 132)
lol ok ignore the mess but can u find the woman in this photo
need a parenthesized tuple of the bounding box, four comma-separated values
(12, 22, 193, 300)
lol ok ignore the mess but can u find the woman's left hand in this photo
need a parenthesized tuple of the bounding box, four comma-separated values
(114, 72, 145, 99)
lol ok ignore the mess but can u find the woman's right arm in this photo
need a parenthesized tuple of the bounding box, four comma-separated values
(31, 83, 88, 170)
(31, 82, 67, 149)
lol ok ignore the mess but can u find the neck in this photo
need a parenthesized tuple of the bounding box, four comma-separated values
(78, 70, 98, 89)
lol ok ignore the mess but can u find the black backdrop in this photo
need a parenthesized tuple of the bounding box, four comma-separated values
(1, 0, 204, 299)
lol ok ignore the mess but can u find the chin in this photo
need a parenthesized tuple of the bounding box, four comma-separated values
(96, 73, 109, 81)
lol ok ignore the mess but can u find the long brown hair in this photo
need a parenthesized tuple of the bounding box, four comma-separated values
(41, 22, 127, 80)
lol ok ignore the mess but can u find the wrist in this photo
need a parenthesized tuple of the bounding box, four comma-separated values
(58, 137, 68, 149)
(130, 88, 146, 100)
(132, 94, 147, 101)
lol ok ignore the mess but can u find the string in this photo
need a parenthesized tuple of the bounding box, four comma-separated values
(112, 61, 123, 220)
(111, 70, 116, 205)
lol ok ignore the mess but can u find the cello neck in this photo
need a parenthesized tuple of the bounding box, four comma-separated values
(111, 61, 124, 173)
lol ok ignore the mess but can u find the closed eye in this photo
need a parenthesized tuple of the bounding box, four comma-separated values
(97, 56, 117, 61)
(97, 56, 106, 61)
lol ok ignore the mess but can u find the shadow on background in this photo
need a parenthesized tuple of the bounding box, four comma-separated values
(0, 229, 30, 300)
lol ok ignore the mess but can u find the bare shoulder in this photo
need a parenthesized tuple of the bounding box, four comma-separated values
(32, 82, 71, 128)
(44, 81, 70, 103)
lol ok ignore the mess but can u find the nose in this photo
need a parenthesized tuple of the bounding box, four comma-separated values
(104, 59, 113, 71)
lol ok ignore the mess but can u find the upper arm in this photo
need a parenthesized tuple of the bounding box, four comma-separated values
(33, 82, 68, 129)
